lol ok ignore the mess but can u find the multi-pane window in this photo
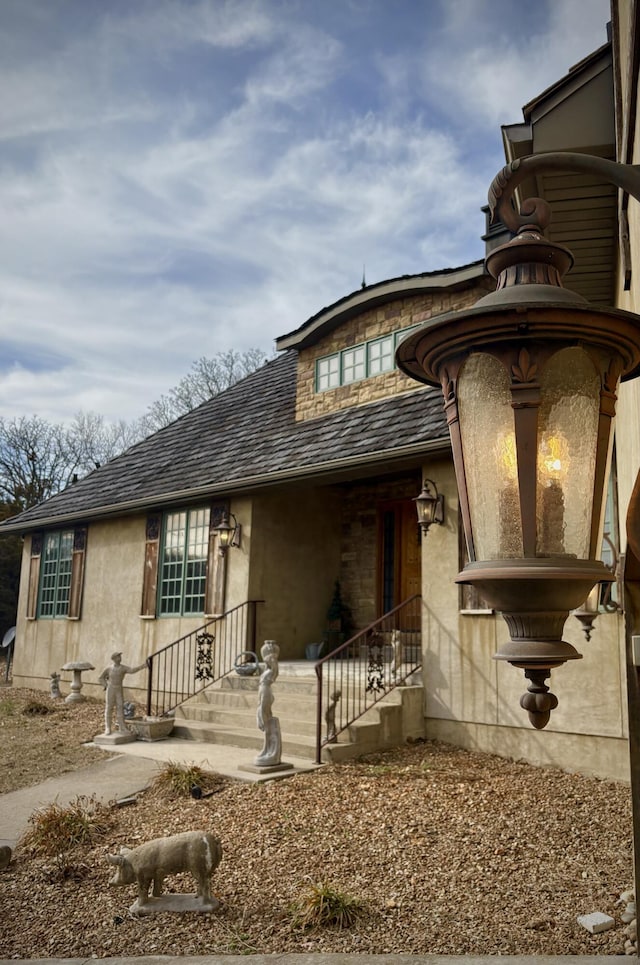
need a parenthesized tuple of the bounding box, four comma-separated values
(317, 355, 340, 391)
(315, 322, 423, 391)
(38, 530, 74, 617)
(395, 324, 421, 347)
(159, 507, 210, 616)
(342, 345, 365, 384)
(368, 335, 394, 375)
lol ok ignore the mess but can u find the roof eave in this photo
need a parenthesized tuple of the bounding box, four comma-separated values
(275, 263, 486, 351)
(0, 436, 451, 535)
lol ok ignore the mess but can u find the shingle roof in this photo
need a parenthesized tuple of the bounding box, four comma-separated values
(0, 350, 449, 533)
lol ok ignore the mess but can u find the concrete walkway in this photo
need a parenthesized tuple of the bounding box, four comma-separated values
(0, 734, 320, 849)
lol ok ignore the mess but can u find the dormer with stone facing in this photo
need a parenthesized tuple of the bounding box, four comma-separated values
(276, 263, 493, 423)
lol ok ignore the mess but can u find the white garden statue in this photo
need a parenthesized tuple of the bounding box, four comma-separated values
(98, 652, 146, 736)
(254, 640, 282, 767)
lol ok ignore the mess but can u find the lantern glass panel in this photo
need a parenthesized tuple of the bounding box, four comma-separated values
(535, 348, 600, 558)
(458, 352, 523, 560)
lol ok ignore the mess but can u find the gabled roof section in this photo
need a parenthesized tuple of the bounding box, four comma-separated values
(0, 351, 448, 534)
(275, 262, 485, 351)
(501, 40, 616, 306)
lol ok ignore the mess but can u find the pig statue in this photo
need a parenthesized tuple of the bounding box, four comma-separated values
(107, 830, 222, 912)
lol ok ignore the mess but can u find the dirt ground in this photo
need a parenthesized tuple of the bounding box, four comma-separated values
(0, 686, 635, 957)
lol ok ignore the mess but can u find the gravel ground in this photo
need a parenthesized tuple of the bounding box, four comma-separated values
(0, 703, 634, 959)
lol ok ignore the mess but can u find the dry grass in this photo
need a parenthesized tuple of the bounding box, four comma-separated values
(0, 687, 106, 793)
(0, 686, 635, 957)
(20, 795, 110, 858)
(152, 761, 213, 798)
(290, 881, 364, 931)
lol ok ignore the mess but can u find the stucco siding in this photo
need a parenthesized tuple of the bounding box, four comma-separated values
(12, 509, 253, 701)
(420, 461, 629, 780)
(247, 486, 342, 658)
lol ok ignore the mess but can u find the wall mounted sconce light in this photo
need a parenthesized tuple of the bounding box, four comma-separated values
(573, 534, 623, 641)
(414, 479, 445, 536)
(214, 512, 241, 554)
(572, 585, 601, 643)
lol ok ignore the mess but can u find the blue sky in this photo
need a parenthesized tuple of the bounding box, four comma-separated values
(0, 0, 611, 424)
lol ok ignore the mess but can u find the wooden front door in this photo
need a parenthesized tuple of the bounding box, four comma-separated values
(377, 499, 421, 617)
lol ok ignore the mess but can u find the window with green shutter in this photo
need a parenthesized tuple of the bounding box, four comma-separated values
(158, 507, 211, 616)
(38, 530, 74, 618)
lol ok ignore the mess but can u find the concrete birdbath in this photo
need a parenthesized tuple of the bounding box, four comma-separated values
(61, 661, 95, 704)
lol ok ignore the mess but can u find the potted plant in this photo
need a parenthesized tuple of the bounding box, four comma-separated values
(325, 581, 354, 656)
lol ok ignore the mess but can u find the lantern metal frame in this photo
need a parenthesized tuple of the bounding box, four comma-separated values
(414, 479, 445, 537)
(397, 152, 640, 728)
(214, 511, 241, 555)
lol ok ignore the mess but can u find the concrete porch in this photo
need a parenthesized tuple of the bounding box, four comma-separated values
(172, 660, 426, 764)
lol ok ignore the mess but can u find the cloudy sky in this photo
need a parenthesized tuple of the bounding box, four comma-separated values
(0, 0, 611, 425)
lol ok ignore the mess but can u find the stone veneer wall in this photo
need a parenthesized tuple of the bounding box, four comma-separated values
(339, 473, 422, 631)
(295, 281, 492, 422)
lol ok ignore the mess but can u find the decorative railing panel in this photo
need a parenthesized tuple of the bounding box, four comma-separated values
(315, 595, 422, 763)
(146, 600, 263, 716)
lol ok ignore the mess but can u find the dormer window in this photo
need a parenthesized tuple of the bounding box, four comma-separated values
(317, 355, 340, 390)
(342, 345, 366, 383)
(314, 323, 422, 392)
(368, 334, 394, 374)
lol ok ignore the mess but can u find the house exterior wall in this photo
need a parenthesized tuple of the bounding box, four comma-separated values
(420, 461, 630, 782)
(13, 499, 254, 702)
(614, 0, 640, 536)
(15, 516, 152, 700)
(247, 485, 343, 659)
(295, 281, 491, 422)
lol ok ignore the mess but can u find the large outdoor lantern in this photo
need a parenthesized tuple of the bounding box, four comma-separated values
(397, 153, 640, 729)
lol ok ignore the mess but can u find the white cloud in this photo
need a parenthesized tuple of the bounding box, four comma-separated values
(0, 0, 612, 425)
(423, 0, 610, 129)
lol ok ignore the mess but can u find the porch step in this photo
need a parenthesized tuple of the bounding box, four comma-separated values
(221, 674, 318, 696)
(177, 704, 318, 737)
(184, 687, 318, 718)
(172, 718, 318, 759)
(173, 668, 424, 764)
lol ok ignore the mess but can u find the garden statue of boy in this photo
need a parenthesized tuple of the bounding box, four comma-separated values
(98, 652, 146, 735)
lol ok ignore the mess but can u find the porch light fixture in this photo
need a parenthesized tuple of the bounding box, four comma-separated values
(214, 512, 241, 554)
(414, 479, 445, 536)
(573, 533, 623, 642)
(397, 152, 640, 729)
(572, 585, 601, 643)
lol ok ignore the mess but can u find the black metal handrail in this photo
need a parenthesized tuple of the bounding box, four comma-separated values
(146, 600, 263, 716)
(315, 594, 422, 763)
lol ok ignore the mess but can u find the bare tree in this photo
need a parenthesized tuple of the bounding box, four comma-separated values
(64, 412, 146, 476)
(143, 348, 269, 431)
(0, 416, 70, 509)
(0, 349, 269, 513)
